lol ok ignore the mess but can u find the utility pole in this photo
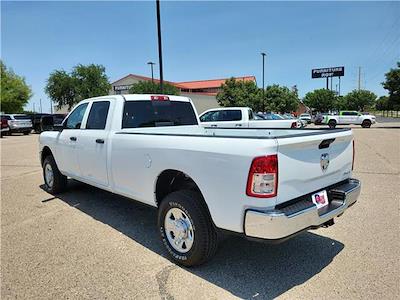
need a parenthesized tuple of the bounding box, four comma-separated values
(261, 52, 266, 112)
(147, 62, 155, 83)
(358, 66, 361, 91)
(50, 99, 53, 114)
(33, 103, 35, 113)
(156, 0, 164, 93)
(39, 98, 42, 113)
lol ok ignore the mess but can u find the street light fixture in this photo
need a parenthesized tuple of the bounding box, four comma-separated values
(147, 61, 156, 83)
(261, 52, 266, 112)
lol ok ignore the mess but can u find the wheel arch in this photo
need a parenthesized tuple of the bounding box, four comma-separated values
(154, 169, 216, 224)
(155, 169, 203, 205)
(41, 146, 53, 166)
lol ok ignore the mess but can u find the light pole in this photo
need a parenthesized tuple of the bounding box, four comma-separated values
(147, 61, 155, 83)
(156, 0, 164, 93)
(261, 52, 266, 112)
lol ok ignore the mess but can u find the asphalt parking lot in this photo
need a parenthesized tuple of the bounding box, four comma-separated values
(1, 122, 399, 299)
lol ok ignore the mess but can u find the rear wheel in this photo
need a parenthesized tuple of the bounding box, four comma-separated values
(328, 119, 337, 128)
(361, 120, 371, 128)
(43, 155, 67, 194)
(158, 190, 218, 267)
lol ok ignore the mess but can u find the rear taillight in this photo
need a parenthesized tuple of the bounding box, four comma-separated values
(246, 155, 278, 198)
(291, 121, 297, 128)
(151, 95, 169, 101)
(352, 140, 355, 171)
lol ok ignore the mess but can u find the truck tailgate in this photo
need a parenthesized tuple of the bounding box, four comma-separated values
(276, 130, 353, 205)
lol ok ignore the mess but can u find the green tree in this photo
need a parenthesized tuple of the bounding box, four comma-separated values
(45, 70, 76, 110)
(303, 89, 337, 112)
(216, 78, 262, 111)
(264, 84, 299, 113)
(45, 64, 110, 110)
(1, 61, 32, 113)
(375, 96, 389, 111)
(344, 89, 377, 111)
(128, 80, 180, 95)
(382, 62, 400, 110)
(72, 64, 111, 101)
(334, 96, 347, 111)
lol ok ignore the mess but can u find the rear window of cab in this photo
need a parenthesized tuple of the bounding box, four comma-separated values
(122, 100, 198, 128)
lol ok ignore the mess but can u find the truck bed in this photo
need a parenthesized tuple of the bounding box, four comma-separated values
(117, 125, 351, 139)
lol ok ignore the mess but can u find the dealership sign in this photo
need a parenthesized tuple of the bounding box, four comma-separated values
(312, 66, 344, 78)
(114, 84, 133, 91)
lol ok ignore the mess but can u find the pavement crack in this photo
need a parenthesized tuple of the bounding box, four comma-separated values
(156, 265, 177, 300)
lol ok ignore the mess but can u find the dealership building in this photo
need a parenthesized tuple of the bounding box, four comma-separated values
(110, 74, 256, 113)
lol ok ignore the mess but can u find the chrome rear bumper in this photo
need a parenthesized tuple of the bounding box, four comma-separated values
(244, 179, 361, 240)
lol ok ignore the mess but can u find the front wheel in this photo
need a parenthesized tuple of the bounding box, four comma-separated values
(158, 190, 218, 267)
(328, 120, 337, 128)
(361, 120, 371, 128)
(43, 155, 67, 194)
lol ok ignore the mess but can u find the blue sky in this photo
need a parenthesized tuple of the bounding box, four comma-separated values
(2, 1, 399, 113)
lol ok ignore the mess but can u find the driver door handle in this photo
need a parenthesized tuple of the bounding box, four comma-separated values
(70, 136, 77, 141)
(96, 139, 105, 144)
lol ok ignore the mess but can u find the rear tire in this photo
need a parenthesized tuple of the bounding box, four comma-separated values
(361, 120, 371, 128)
(158, 190, 218, 267)
(328, 120, 337, 128)
(42, 155, 67, 194)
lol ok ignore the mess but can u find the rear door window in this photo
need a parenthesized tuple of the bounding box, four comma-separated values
(86, 101, 110, 130)
(122, 100, 198, 128)
(216, 110, 242, 121)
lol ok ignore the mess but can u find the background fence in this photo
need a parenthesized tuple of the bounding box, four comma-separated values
(370, 110, 400, 118)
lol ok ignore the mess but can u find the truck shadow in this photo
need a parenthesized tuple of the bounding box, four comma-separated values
(42, 180, 344, 300)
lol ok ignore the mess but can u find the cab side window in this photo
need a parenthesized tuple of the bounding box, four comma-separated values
(86, 101, 110, 130)
(200, 111, 217, 122)
(65, 103, 88, 129)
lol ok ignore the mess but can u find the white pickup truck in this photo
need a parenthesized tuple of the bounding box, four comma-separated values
(199, 107, 298, 128)
(324, 111, 376, 128)
(39, 94, 361, 266)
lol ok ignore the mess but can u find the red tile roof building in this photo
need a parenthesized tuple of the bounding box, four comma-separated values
(111, 74, 256, 96)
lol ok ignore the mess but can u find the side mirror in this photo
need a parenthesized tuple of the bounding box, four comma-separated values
(53, 124, 64, 132)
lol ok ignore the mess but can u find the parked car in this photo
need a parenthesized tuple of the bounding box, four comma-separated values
(323, 111, 376, 128)
(52, 114, 67, 125)
(299, 113, 312, 124)
(1, 114, 32, 135)
(39, 94, 361, 266)
(313, 113, 325, 125)
(0, 117, 10, 137)
(29, 113, 50, 133)
(199, 107, 298, 128)
(282, 113, 304, 128)
(30, 113, 67, 133)
(262, 113, 284, 120)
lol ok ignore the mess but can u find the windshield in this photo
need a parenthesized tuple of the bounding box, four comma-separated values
(264, 114, 284, 120)
(13, 115, 31, 120)
(122, 100, 198, 128)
